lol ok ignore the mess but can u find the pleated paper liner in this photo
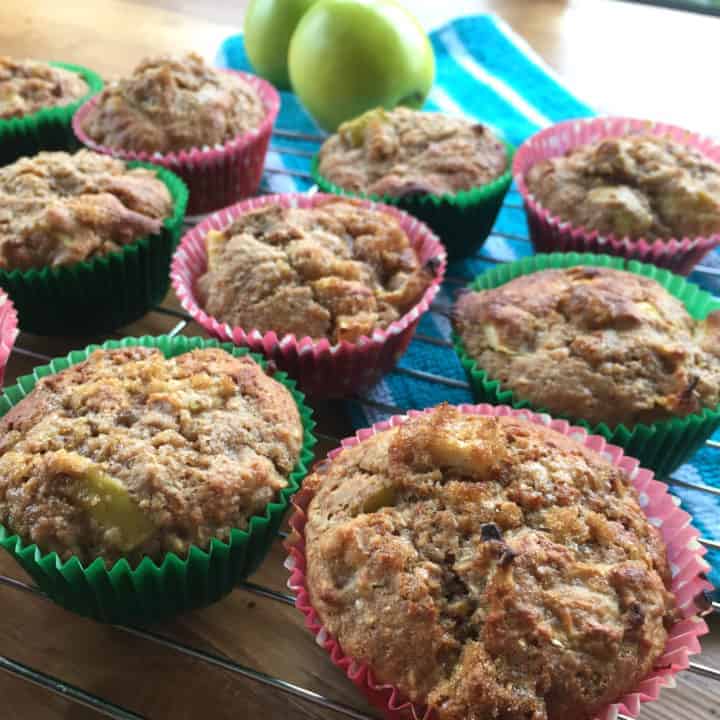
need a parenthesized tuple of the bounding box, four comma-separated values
(0, 62, 104, 166)
(171, 192, 447, 398)
(285, 404, 711, 720)
(513, 117, 720, 275)
(0, 161, 187, 335)
(0, 335, 316, 624)
(310, 143, 514, 262)
(72, 71, 280, 215)
(0, 290, 18, 387)
(453, 252, 720, 477)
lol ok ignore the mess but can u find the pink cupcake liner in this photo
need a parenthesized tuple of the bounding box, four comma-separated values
(72, 71, 280, 215)
(170, 192, 447, 397)
(285, 403, 712, 720)
(513, 117, 720, 275)
(0, 291, 18, 387)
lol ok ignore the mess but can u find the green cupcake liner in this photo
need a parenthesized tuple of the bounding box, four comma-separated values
(453, 252, 720, 477)
(0, 62, 104, 166)
(0, 335, 317, 624)
(0, 161, 188, 335)
(311, 143, 514, 262)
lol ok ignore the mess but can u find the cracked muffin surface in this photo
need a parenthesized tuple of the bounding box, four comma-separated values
(0, 347, 303, 565)
(196, 198, 434, 343)
(454, 266, 720, 427)
(303, 405, 675, 720)
(317, 107, 508, 197)
(0, 57, 88, 119)
(0, 150, 172, 270)
(81, 52, 265, 153)
(525, 134, 720, 240)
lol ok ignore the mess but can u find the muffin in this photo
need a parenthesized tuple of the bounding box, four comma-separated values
(0, 58, 103, 167)
(455, 265, 720, 428)
(513, 118, 720, 274)
(196, 197, 433, 344)
(172, 192, 445, 397)
(299, 404, 676, 720)
(80, 52, 265, 154)
(0, 345, 303, 565)
(0, 149, 172, 270)
(0, 57, 88, 119)
(73, 53, 279, 214)
(526, 134, 720, 240)
(313, 107, 513, 260)
(0, 337, 315, 623)
(318, 107, 508, 197)
(0, 150, 186, 335)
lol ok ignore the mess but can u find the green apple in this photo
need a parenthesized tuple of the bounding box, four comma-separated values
(244, 0, 318, 90)
(288, 0, 435, 131)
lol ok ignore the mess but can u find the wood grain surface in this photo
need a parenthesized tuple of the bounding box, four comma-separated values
(0, 1, 718, 718)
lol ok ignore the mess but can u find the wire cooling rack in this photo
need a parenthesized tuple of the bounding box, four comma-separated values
(1, 128, 719, 720)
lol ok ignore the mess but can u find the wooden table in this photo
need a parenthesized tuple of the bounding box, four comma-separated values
(0, 1, 718, 718)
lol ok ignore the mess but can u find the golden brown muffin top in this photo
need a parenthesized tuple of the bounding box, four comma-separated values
(0, 347, 303, 565)
(303, 405, 674, 720)
(526, 134, 720, 240)
(455, 266, 720, 427)
(197, 198, 433, 344)
(317, 107, 507, 197)
(0, 150, 172, 270)
(0, 57, 88, 119)
(81, 52, 265, 153)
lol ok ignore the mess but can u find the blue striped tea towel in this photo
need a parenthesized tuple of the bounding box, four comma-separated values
(217, 13, 720, 588)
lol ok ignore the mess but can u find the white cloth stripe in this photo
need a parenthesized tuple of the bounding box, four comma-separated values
(428, 86, 471, 117)
(490, 16, 586, 103)
(438, 26, 552, 129)
(265, 151, 301, 193)
(430, 308, 453, 343)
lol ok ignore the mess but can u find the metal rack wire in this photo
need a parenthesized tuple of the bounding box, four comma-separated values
(1, 130, 719, 720)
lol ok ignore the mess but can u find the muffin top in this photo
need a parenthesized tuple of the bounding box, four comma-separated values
(81, 52, 265, 153)
(303, 405, 674, 720)
(0, 57, 88, 120)
(455, 265, 720, 427)
(525, 134, 720, 240)
(0, 150, 172, 270)
(0, 346, 303, 565)
(317, 107, 508, 197)
(197, 198, 434, 344)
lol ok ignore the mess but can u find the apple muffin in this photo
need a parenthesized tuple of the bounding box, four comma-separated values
(0, 57, 88, 120)
(0, 149, 172, 270)
(317, 107, 508, 197)
(81, 52, 266, 153)
(525, 134, 720, 240)
(454, 265, 720, 427)
(0, 346, 303, 565)
(302, 404, 675, 720)
(196, 198, 434, 343)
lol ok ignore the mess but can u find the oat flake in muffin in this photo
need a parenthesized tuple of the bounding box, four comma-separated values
(196, 198, 433, 344)
(0, 347, 303, 565)
(303, 404, 675, 720)
(81, 52, 265, 153)
(317, 107, 508, 197)
(0, 57, 88, 120)
(0, 150, 172, 270)
(526, 134, 720, 240)
(454, 265, 720, 427)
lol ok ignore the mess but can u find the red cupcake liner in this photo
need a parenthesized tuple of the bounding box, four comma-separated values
(72, 71, 280, 215)
(0, 291, 18, 387)
(285, 404, 712, 720)
(513, 117, 720, 275)
(170, 192, 447, 397)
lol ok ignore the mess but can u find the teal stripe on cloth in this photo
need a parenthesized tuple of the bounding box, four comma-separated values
(217, 14, 720, 588)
